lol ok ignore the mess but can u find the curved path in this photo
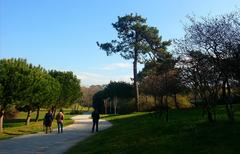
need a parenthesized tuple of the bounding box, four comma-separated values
(0, 112, 112, 154)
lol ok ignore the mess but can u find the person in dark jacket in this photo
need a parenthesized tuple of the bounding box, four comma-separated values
(44, 110, 53, 134)
(91, 108, 100, 133)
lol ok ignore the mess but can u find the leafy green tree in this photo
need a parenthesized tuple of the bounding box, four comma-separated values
(92, 90, 107, 113)
(97, 13, 170, 111)
(0, 58, 31, 132)
(42, 74, 61, 117)
(92, 81, 134, 114)
(22, 66, 46, 125)
(28, 67, 61, 122)
(0, 59, 80, 129)
(104, 81, 134, 114)
(105, 81, 134, 99)
(49, 70, 81, 116)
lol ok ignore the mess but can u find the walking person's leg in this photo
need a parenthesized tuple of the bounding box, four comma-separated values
(57, 122, 60, 133)
(96, 120, 99, 132)
(50, 124, 52, 133)
(92, 121, 95, 133)
(43, 121, 45, 132)
(60, 122, 63, 133)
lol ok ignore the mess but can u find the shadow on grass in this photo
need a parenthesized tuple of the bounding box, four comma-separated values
(3, 119, 26, 128)
(66, 108, 240, 154)
(4, 119, 25, 123)
(18, 130, 37, 133)
(3, 132, 21, 135)
(101, 114, 119, 118)
(0, 136, 12, 140)
(4, 119, 45, 128)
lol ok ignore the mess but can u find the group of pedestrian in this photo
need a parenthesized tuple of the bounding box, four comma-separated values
(43, 108, 100, 134)
(43, 109, 64, 134)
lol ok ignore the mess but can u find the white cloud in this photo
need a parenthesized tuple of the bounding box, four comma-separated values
(75, 62, 136, 86)
(77, 72, 132, 86)
(77, 72, 102, 80)
(101, 62, 131, 70)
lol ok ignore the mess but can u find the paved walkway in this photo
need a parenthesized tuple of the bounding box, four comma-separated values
(0, 112, 112, 154)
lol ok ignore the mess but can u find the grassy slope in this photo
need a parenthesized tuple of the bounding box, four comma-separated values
(0, 110, 74, 140)
(66, 106, 240, 154)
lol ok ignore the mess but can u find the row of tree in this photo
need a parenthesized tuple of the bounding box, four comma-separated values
(92, 81, 134, 114)
(97, 13, 183, 120)
(97, 13, 171, 112)
(97, 10, 240, 122)
(175, 10, 240, 122)
(81, 85, 104, 110)
(0, 58, 82, 132)
(138, 53, 182, 121)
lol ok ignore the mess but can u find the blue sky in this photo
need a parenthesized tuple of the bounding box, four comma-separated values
(0, 0, 239, 86)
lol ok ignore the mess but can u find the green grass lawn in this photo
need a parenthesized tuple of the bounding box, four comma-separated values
(0, 109, 75, 140)
(66, 105, 240, 154)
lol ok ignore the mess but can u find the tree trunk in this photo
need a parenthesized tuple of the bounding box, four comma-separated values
(26, 109, 31, 126)
(109, 100, 112, 114)
(222, 80, 231, 121)
(166, 106, 169, 122)
(51, 105, 56, 118)
(207, 108, 213, 122)
(227, 80, 234, 121)
(0, 109, 4, 133)
(51, 106, 54, 113)
(113, 97, 118, 114)
(104, 99, 108, 114)
(133, 43, 139, 112)
(174, 93, 179, 109)
(35, 106, 40, 122)
(160, 96, 163, 106)
(204, 98, 213, 122)
(154, 96, 157, 108)
(53, 107, 56, 119)
(158, 96, 163, 115)
(165, 96, 169, 122)
(213, 106, 216, 121)
(222, 80, 226, 100)
(194, 92, 197, 107)
(222, 79, 234, 122)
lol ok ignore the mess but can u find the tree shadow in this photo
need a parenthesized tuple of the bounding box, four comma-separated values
(4, 119, 25, 123)
(3, 132, 21, 135)
(3, 119, 26, 127)
(18, 130, 37, 133)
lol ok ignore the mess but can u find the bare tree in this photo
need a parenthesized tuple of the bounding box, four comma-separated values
(176, 10, 240, 121)
(138, 48, 183, 121)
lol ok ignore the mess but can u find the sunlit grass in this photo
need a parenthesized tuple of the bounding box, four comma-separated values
(66, 105, 240, 154)
(0, 109, 74, 140)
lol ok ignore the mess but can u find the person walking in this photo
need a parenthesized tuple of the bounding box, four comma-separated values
(44, 110, 53, 134)
(56, 109, 64, 134)
(91, 108, 100, 133)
